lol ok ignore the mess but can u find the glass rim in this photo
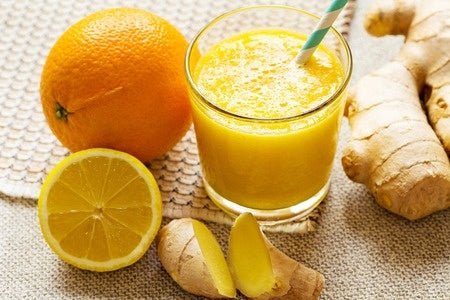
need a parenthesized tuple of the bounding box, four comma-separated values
(184, 4, 353, 123)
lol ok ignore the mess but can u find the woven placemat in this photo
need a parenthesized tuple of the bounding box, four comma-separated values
(0, 0, 356, 233)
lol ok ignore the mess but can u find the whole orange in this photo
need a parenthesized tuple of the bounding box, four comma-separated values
(40, 7, 192, 162)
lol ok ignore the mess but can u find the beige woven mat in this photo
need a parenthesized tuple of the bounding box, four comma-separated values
(0, 0, 356, 233)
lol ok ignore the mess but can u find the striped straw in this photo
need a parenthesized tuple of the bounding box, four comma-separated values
(295, 0, 348, 65)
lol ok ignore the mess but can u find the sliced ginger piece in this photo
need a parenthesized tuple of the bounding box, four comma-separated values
(229, 213, 325, 300)
(157, 218, 235, 299)
(228, 212, 277, 298)
(193, 219, 236, 297)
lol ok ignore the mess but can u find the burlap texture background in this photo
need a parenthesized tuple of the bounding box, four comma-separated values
(1, 0, 449, 299)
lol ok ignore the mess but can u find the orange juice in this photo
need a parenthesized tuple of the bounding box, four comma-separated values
(185, 6, 352, 222)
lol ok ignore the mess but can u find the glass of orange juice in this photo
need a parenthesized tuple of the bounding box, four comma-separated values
(185, 5, 352, 224)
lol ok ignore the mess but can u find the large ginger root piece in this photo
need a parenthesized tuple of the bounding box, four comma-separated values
(342, 0, 450, 220)
(364, 0, 450, 152)
(156, 218, 236, 299)
(228, 213, 324, 300)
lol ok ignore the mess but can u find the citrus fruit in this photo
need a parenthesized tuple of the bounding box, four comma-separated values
(40, 7, 192, 162)
(38, 148, 162, 272)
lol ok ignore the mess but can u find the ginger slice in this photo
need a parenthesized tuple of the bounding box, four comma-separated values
(227, 212, 277, 298)
(157, 218, 236, 299)
(228, 213, 325, 300)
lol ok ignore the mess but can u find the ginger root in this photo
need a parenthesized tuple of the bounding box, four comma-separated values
(156, 218, 236, 299)
(258, 240, 325, 300)
(342, 0, 450, 220)
(157, 216, 324, 299)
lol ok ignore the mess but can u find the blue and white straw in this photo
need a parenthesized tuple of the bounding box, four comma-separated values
(295, 0, 348, 65)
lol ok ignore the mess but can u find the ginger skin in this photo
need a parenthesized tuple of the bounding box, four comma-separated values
(254, 239, 324, 300)
(342, 0, 450, 220)
(364, 0, 450, 152)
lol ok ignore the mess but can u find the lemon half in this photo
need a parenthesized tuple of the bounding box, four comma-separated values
(38, 148, 162, 272)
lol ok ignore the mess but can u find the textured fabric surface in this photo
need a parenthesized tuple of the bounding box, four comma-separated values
(0, 0, 356, 233)
(1, 0, 449, 299)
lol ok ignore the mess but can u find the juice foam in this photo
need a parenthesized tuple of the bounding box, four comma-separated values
(194, 29, 344, 119)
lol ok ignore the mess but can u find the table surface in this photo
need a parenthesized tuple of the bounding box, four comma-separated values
(1, 0, 449, 299)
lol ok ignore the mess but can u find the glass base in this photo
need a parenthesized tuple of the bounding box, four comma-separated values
(203, 179, 330, 225)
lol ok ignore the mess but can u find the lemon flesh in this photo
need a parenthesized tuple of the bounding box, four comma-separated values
(38, 148, 162, 272)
